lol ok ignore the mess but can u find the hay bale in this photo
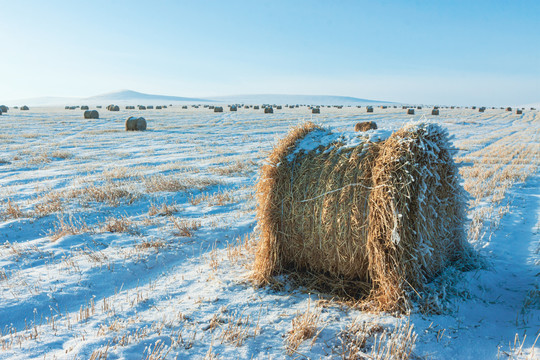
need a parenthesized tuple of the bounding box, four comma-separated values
(254, 105, 260, 110)
(252, 122, 468, 311)
(84, 110, 99, 119)
(107, 105, 119, 111)
(366, 106, 373, 113)
(355, 121, 377, 131)
(138, 105, 146, 110)
(96, 105, 102, 109)
(312, 108, 320, 114)
(125, 116, 147, 131)
(20, 105, 29, 111)
(214, 106, 223, 113)
(516, 109, 523, 114)
(506, 107, 512, 111)
(156, 106, 162, 109)
(431, 109, 440, 115)
(65, 106, 70, 110)
(230, 106, 238, 111)
(81, 105, 89, 110)
(479, 107, 485, 112)
(277, 105, 282, 110)
(0, 105, 8, 112)
(182, 105, 188, 109)
(407, 108, 415, 115)
(264, 107, 273, 114)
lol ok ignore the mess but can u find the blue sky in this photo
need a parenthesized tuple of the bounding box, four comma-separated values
(1, 0, 538, 105)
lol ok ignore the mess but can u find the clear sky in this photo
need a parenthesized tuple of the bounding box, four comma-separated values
(1, 0, 539, 105)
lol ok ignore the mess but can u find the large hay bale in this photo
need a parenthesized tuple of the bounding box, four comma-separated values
(479, 107, 485, 112)
(0, 105, 8, 112)
(214, 106, 223, 113)
(355, 121, 377, 131)
(407, 108, 415, 115)
(431, 109, 440, 115)
(125, 116, 147, 131)
(84, 110, 99, 119)
(312, 108, 320, 114)
(367, 106, 374, 113)
(252, 122, 468, 311)
(516, 109, 523, 114)
(264, 107, 273, 114)
(230, 106, 238, 111)
(506, 107, 512, 111)
(20, 105, 29, 110)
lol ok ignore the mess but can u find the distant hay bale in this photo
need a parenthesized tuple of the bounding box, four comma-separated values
(20, 105, 29, 111)
(264, 107, 274, 114)
(156, 106, 162, 109)
(138, 105, 146, 110)
(126, 106, 135, 110)
(431, 109, 440, 115)
(254, 105, 260, 110)
(277, 105, 282, 110)
(355, 121, 377, 131)
(230, 106, 238, 111)
(84, 110, 99, 119)
(479, 107, 485, 112)
(81, 105, 89, 110)
(312, 108, 320, 114)
(506, 107, 512, 111)
(125, 116, 147, 131)
(65, 106, 70, 110)
(182, 106, 188, 109)
(96, 105, 102, 109)
(0, 105, 8, 113)
(252, 122, 468, 311)
(214, 106, 224, 113)
(407, 108, 415, 115)
(366, 106, 373, 113)
(516, 109, 523, 114)
(107, 105, 119, 111)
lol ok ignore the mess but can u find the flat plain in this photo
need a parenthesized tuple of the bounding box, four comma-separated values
(0, 106, 538, 359)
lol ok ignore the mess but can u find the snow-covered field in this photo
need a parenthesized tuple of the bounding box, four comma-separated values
(0, 106, 538, 359)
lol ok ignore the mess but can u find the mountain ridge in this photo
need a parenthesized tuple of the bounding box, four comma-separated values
(3, 90, 393, 106)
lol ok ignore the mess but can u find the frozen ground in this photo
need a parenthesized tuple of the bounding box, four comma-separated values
(0, 105, 538, 359)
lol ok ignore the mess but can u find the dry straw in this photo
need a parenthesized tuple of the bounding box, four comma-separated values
(252, 121, 469, 311)
(355, 121, 377, 132)
(125, 116, 147, 131)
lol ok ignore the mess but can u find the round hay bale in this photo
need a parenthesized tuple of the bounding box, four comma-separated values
(431, 109, 440, 115)
(182, 105, 188, 109)
(366, 106, 374, 113)
(506, 107, 512, 111)
(0, 105, 8, 113)
(252, 122, 468, 311)
(125, 116, 147, 131)
(254, 105, 260, 110)
(264, 107, 273, 114)
(20, 105, 29, 111)
(276, 105, 282, 110)
(214, 106, 223, 113)
(84, 110, 99, 119)
(407, 108, 415, 115)
(65, 106, 70, 110)
(96, 105, 102, 109)
(156, 106, 162, 109)
(312, 108, 320, 114)
(230, 106, 238, 111)
(355, 121, 377, 131)
(516, 109, 523, 114)
(81, 105, 89, 110)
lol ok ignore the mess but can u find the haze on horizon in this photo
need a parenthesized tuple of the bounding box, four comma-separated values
(1, 0, 539, 106)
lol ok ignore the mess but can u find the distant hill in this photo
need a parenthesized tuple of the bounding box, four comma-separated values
(211, 94, 392, 105)
(3, 90, 393, 107)
(84, 90, 210, 103)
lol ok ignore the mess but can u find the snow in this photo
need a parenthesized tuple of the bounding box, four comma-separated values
(0, 105, 538, 359)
